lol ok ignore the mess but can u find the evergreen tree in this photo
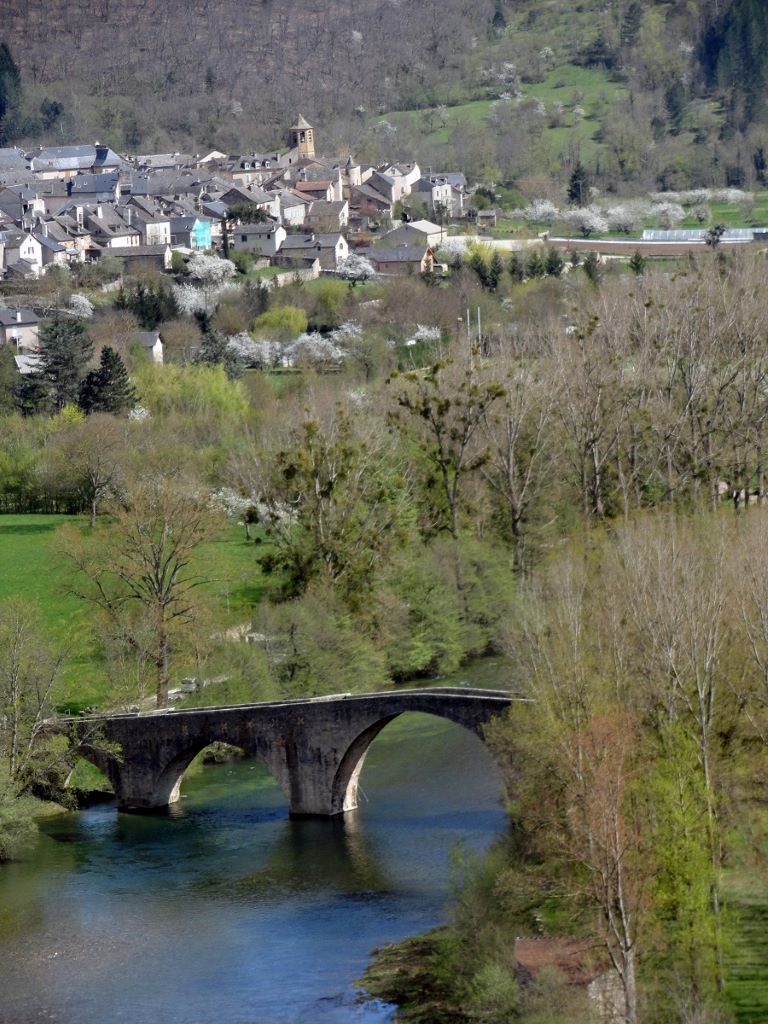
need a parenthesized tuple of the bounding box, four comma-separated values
(526, 251, 545, 278)
(0, 43, 21, 143)
(194, 315, 243, 380)
(39, 315, 94, 411)
(545, 248, 565, 277)
(79, 347, 136, 414)
(567, 161, 590, 206)
(508, 252, 524, 282)
(487, 250, 504, 290)
(115, 282, 179, 329)
(14, 372, 50, 417)
(629, 250, 647, 276)
(582, 251, 602, 285)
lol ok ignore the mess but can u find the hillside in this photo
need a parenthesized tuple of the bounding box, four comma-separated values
(2, 0, 768, 194)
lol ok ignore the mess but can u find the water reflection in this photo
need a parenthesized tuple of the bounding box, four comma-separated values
(0, 687, 508, 1024)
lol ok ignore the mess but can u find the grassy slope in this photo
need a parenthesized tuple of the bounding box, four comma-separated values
(377, 64, 626, 170)
(0, 514, 267, 708)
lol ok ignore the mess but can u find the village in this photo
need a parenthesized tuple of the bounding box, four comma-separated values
(0, 116, 470, 286)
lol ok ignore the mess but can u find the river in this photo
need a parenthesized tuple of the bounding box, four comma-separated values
(0, 661, 510, 1024)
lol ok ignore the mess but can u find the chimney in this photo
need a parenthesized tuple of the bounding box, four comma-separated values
(96, 204, 103, 218)
(16, 310, 21, 322)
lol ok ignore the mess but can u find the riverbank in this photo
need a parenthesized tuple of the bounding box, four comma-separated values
(358, 929, 470, 1024)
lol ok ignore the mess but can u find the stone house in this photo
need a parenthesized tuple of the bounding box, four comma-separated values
(277, 232, 348, 270)
(29, 144, 122, 180)
(107, 244, 172, 272)
(359, 245, 435, 275)
(231, 222, 286, 257)
(306, 200, 349, 231)
(0, 308, 40, 349)
(136, 331, 164, 364)
(1, 230, 44, 276)
(381, 219, 445, 248)
(170, 215, 212, 249)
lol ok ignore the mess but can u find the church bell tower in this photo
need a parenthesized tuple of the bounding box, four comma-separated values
(289, 114, 315, 159)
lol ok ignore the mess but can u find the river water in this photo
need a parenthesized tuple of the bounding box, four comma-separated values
(0, 662, 510, 1024)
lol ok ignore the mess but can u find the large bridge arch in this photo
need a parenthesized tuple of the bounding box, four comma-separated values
(331, 706, 501, 816)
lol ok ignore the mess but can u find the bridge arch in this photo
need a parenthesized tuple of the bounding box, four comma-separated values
(331, 707, 498, 816)
(151, 739, 287, 807)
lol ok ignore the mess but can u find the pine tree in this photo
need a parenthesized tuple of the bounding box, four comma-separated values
(487, 250, 504, 290)
(508, 252, 524, 282)
(629, 250, 646, 276)
(39, 315, 94, 411)
(79, 346, 136, 414)
(567, 161, 590, 206)
(526, 251, 545, 278)
(194, 318, 243, 380)
(15, 372, 50, 417)
(582, 251, 602, 285)
(545, 248, 565, 277)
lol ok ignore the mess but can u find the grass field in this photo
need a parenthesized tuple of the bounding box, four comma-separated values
(0, 514, 267, 709)
(723, 809, 768, 1023)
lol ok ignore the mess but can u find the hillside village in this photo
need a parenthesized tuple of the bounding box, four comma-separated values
(0, 116, 467, 286)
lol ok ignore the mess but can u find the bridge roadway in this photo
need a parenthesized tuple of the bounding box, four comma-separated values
(65, 686, 514, 816)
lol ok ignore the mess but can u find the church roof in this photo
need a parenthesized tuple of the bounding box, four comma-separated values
(292, 114, 313, 130)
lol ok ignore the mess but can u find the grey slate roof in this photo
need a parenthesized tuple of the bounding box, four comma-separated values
(361, 246, 427, 263)
(0, 307, 38, 326)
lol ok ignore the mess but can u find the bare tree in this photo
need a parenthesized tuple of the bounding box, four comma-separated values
(59, 475, 222, 707)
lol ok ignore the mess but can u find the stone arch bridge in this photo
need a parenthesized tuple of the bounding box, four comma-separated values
(64, 687, 514, 816)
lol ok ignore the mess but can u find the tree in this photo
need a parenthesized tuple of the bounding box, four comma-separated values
(38, 314, 94, 411)
(567, 160, 590, 206)
(60, 475, 222, 707)
(481, 362, 553, 572)
(194, 317, 244, 380)
(228, 203, 269, 224)
(629, 249, 646, 275)
(0, 43, 21, 143)
(78, 346, 136, 414)
(45, 415, 127, 526)
(115, 281, 179, 330)
(391, 354, 505, 591)
(0, 599, 71, 859)
(705, 223, 726, 249)
(257, 409, 412, 602)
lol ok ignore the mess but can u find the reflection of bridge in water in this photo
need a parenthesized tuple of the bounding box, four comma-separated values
(64, 687, 514, 816)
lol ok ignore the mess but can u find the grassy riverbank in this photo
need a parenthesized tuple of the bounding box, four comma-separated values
(0, 513, 266, 709)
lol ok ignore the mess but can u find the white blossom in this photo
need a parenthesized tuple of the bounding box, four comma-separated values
(69, 293, 94, 318)
(650, 202, 685, 229)
(227, 333, 280, 368)
(561, 207, 608, 237)
(186, 253, 237, 285)
(283, 332, 343, 367)
(210, 487, 255, 519)
(338, 253, 376, 281)
(128, 405, 151, 422)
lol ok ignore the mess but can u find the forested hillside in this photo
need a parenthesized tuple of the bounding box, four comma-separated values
(3, 0, 768, 193)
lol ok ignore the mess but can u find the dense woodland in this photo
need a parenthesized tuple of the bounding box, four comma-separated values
(1, 246, 768, 1018)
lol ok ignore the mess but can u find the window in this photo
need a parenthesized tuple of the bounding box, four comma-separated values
(241, 235, 247, 242)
